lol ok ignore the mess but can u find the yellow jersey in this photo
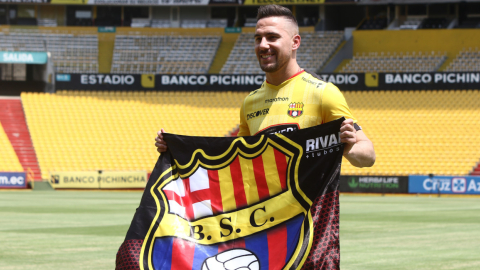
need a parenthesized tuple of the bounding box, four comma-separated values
(238, 70, 358, 136)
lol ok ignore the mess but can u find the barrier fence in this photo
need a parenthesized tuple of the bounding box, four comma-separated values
(4, 170, 479, 194)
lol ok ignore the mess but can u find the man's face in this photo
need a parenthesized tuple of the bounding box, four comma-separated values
(254, 16, 298, 73)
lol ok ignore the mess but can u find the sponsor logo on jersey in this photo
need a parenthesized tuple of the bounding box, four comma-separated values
(287, 102, 304, 118)
(256, 123, 300, 136)
(265, 97, 289, 103)
(247, 108, 269, 120)
(302, 76, 325, 88)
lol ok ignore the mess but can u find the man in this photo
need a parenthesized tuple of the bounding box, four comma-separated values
(155, 6, 375, 268)
(156, 5, 375, 168)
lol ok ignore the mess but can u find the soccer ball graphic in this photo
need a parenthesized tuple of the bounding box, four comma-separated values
(292, 111, 298, 117)
(201, 249, 259, 270)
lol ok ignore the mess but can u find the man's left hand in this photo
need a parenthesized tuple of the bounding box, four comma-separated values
(339, 119, 376, 168)
(340, 119, 357, 147)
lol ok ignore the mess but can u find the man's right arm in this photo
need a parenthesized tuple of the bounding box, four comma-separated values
(237, 100, 250, 137)
(155, 128, 167, 153)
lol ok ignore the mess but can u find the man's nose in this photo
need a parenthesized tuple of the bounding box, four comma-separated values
(259, 37, 269, 50)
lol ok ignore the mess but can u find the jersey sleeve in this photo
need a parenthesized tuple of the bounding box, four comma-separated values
(237, 99, 250, 136)
(321, 83, 357, 124)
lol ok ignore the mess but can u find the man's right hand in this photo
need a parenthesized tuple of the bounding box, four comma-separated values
(155, 128, 168, 153)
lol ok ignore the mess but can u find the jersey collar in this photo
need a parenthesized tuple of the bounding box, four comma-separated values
(265, 70, 305, 88)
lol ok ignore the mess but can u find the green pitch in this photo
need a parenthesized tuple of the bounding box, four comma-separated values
(1, 191, 479, 270)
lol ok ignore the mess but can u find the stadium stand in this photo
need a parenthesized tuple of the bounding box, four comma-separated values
(111, 34, 221, 74)
(37, 19, 58, 27)
(21, 91, 246, 179)
(341, 89, 480, 176)
(472, 165, 480, 176)
(131, 19, 151, 28)
(47, 34, 98, 73)
(0, 31, 98, 74)
(399, 18, 424, 30)
(207, 19, 228, 28)
(0, 123, 23, 172)
(0, 99, 41, 179)
(456, 18, 480, 29)
(151, 19, 171, 28)
(420, 18, 450, 29)
(20, 88, 480, 179)
(0, 32, 46, 51)
(220, 31, 343, 74)
(341, 51, 447, 73)
(445, 47, 480, 72)
(181, 20, 207, 28)
(359, 18, 388, 30)
(244, 18, 257, 27)
(297, 31, 344, 72)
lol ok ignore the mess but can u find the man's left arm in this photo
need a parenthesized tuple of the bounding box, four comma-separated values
(340, 119, 376, 168)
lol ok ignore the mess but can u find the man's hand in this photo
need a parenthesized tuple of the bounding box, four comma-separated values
(155, 128, 167, 153)
(340, 119, 376, 168)
(340, 119, 357, 148)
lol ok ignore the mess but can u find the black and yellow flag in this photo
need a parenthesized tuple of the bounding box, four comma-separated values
(117, 118, 344, 270)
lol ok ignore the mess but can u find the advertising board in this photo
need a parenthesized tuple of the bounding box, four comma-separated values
(55, 72, 480, 91)
(55, 73, 265, 91)
(50, 171, 147, 189)
(409, 175, 480, 195)
(340, 175, 408, 193)
(98, 171, 147, 189)
(0, 172, 27, 189)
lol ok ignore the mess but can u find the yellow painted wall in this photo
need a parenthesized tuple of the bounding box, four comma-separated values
(353, 29, 480, 60)
(209, 33, 240, 74)
(98, 33, 115, 73)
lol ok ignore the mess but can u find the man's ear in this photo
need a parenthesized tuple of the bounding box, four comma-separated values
(292, 34, 301, 51)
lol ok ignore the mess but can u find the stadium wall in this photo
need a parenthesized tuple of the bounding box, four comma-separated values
(352, 29, 480, 61)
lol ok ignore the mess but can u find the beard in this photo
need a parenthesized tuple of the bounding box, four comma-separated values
(257, 50, 289, 73)
(260, 61, 279, 72)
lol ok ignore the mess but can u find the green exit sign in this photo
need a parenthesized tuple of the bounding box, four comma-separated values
(98, 26, 116, 33)
(225, 27, 242, 33)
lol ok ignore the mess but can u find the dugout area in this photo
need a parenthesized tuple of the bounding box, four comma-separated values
(0, 51, 54, 95)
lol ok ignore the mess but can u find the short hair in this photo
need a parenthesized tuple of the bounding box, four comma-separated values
(256, 4, 298, 26)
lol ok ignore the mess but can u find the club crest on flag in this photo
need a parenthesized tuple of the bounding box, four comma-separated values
(287, 102, 304, 118)
(142, 135, 315, 270)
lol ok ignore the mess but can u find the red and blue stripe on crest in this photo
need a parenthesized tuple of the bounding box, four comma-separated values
(152, 214, 303, 270)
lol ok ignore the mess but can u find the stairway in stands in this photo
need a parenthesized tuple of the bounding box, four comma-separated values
(0, 98, 42, 180)
(471, 163, 480, 176)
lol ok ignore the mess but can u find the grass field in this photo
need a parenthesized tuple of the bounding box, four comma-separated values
(1, 191, 479, 270)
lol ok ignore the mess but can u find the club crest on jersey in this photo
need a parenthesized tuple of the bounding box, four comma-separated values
(288, 102, 304, 118)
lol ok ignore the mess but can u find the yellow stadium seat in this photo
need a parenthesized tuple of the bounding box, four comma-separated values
(22, 91, 248, 179)
(341, 89, 480, 176)
(20, 89, 480, 178)
(0, 123, 23, 172)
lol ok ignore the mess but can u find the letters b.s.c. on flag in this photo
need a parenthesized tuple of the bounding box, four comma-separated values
(116, 118, 345, 270)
